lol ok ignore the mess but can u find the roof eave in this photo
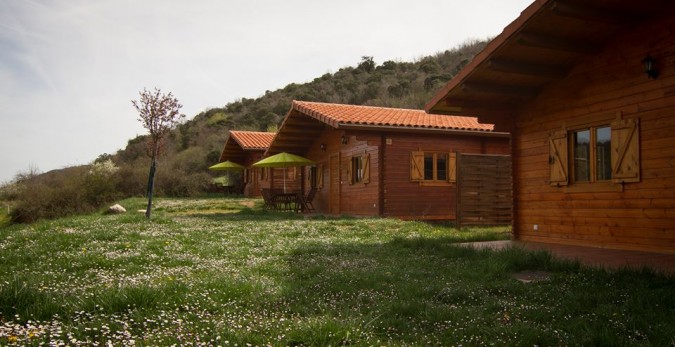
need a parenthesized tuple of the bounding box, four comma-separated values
(337, 123, 510, 138)
(424, 0, 549, 115)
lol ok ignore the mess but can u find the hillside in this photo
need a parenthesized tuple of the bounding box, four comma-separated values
(1, 39, 489, 222)
(106, 39, 488, 196)
(3, 39, 490, 222)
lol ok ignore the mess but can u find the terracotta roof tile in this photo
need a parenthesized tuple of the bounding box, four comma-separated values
(229, 131, 275, 150)
(293, 101, 494, 131)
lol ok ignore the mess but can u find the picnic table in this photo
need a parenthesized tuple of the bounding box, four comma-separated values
(272, 192, 301, 212)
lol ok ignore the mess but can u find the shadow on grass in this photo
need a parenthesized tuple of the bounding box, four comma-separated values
(179, 208, 359, 222)
(275, 236, 675, 346)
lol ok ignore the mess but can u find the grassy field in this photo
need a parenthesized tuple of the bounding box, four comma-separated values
(0, 197, 673, 346)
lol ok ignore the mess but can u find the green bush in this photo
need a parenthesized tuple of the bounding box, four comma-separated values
(155, 171, 212, 197)
(115, 164, 148, 197)
(9, 162, 123, 223)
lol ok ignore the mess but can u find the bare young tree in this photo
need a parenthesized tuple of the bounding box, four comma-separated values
(132, 88, 185, 218)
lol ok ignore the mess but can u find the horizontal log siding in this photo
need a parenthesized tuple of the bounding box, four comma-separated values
(339, 132, 380, 216)
(243, 151, 264, 197)
(512, 11, 675, 253)
(303, 129, 380, 216)
(382, 132, 509, 220)
(303, 129, 340, 215)
(457, 154, 512, 226)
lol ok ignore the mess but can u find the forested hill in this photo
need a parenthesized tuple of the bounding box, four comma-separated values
(109, 39, 488, 195)
(2, 39, 489, 222)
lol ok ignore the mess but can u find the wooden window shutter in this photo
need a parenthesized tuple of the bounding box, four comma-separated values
(611, 118, 640, 183)
(447, 153, 457, 183)
(549, 130, 569, 186)
(347, 157, 354, 185)
(318, 164, 324, 189)
(410, 151, 424, 181)
(363, 154, 371, 184)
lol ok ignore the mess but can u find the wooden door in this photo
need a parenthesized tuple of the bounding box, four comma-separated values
(329, 154, 340, 214)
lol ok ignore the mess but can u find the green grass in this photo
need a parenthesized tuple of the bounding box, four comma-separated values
(0, 197, 673, 346)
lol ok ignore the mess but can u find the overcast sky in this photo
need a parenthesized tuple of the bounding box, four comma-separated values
(0, 0, 532, 183)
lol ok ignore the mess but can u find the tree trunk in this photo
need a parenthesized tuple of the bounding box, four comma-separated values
(145, 159, 156, 218)
(145, 143, 159, 219)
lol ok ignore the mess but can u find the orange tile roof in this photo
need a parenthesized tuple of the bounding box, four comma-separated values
(229, 131, 275, 150)
(293, 101, 494, 131)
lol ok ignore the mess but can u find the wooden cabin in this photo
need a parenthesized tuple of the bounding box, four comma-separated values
(265, 101, 510, 220)
(426, 0, 675, 253)
(218, 130, 275, 197)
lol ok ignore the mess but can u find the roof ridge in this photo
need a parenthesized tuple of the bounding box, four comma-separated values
(292, 100, 494, 131)
(229, 130, 276, 135)
(229, 130, 276, 149)
(294, 100, 423, 113)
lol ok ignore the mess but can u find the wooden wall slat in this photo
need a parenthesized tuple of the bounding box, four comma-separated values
(456, 153, 513, 226)
(509, 10, 675, 253)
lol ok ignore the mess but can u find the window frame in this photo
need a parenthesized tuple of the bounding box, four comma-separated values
(350, 156, 364, 184)
(423, 152, 448, 182)
(308, 165, 318, 189)
(348, 154, 370, 185)
(549, 114, 640, 193)
(570, 124, 612, 185)
(411, 151, 456, 185)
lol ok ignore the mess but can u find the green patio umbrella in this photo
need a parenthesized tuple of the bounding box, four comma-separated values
(209, 160, 245, 194)
(208, 160, 245, 171)
(252, 152, 315, 168)
(252, 152, 315, 192)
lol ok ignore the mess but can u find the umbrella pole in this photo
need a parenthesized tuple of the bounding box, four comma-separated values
(283, 167, 287, 193)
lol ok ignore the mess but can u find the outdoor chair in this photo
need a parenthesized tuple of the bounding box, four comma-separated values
(301, 188, 317, 213)
(260, 188, 276, 210)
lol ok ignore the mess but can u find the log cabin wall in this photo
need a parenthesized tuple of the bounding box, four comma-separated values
(302, 128, 339, 214)
(302, 128, 380, 216)
(242, 151, 264, 197)
(257, 165, 303, 195)
(340, 131, 381, 216)
(382, 132, 509, 220)
(301, 128, 510, 218)
(512, 10, 675, 253)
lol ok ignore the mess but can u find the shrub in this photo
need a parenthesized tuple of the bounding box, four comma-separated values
(0, 181, 23, 201)
(115, 164, 148, 197)
(9, 163, 123, 223)
(155, 171, 212, 197)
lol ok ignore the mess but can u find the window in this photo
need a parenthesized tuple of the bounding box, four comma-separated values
(243, 169, 250, 184)
(411, 151, 456, 183)
(549, 118, 640, 188)
(423, 153, 447, 181)
(572, 126, 611, 183)
(352, 156, 364, 183)
(308, 165, 322, 189)
(348, 154, 370, 185)
(596, 126, 612, 181)
(286, 167, 296, 180)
